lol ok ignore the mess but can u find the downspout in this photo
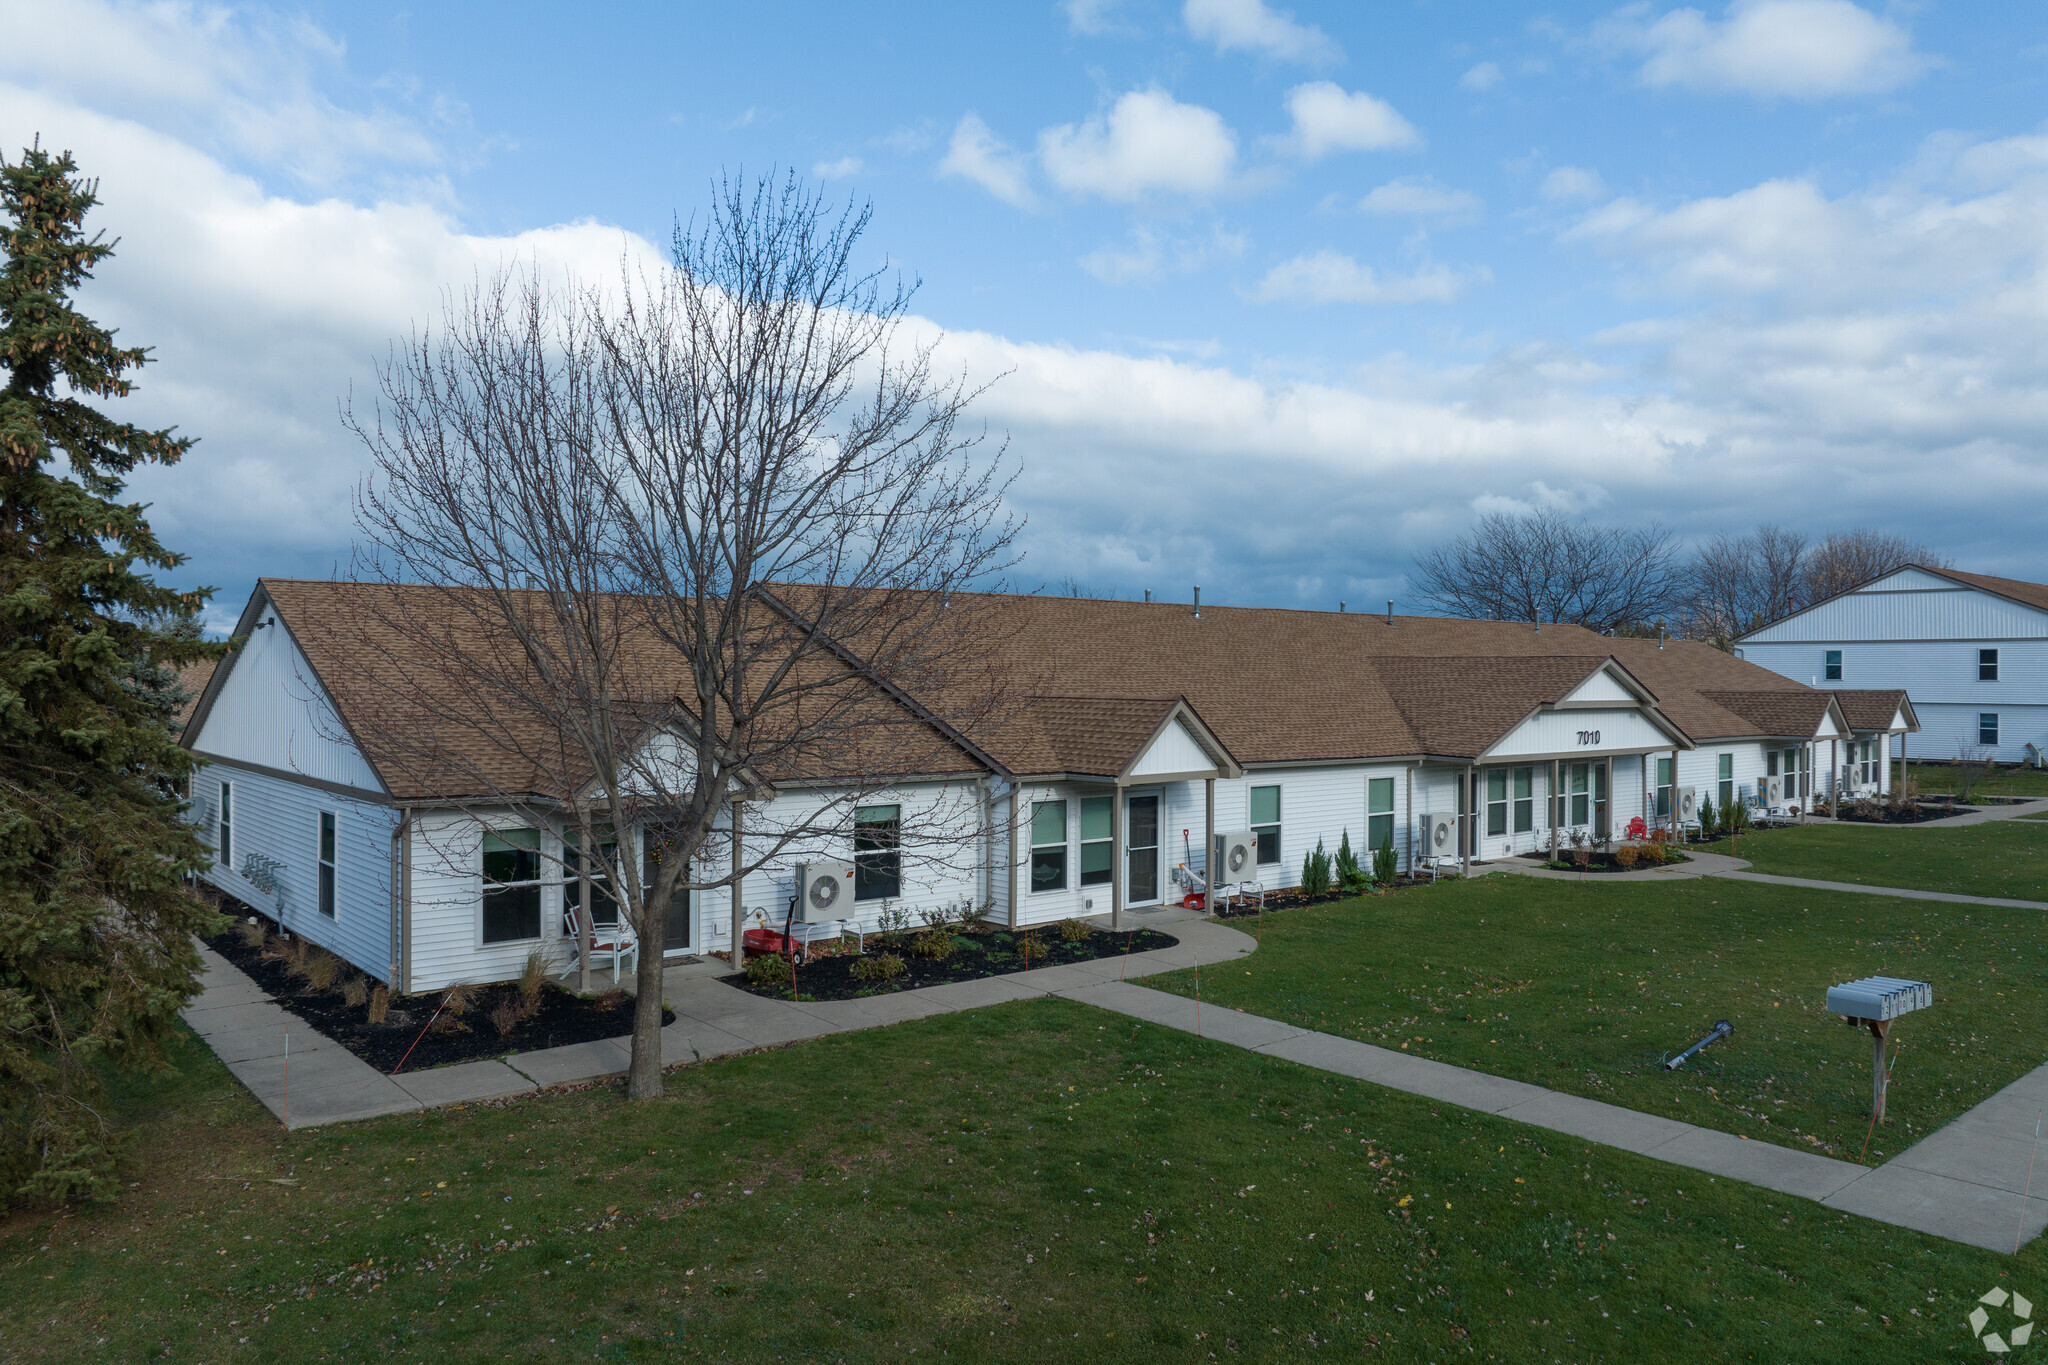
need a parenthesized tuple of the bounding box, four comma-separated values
(729, 801, 745, 966)
(395, 807, 414, 995)
(1461, 765, 1473, 876)
(1204, 776, 1216, 911)
(1006, 790, 1021, 930)
(387, 808, 407, 993)
(1403, 764, 1414, 875)
(1110, 780, 1124, 931)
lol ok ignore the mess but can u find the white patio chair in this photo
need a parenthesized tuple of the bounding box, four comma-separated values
(562, 907, 638, 983)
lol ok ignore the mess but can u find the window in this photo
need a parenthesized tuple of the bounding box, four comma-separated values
(1512, 767, 1534, 834)
(217, 781, 233, 868)
(1981, 648, 2000, 682)
(562, 824, 621, 926)
(1485, 768, 1508, 838)
(481, 829, 543, 944)
(1250, 785, 1282, 865)
(1981, 713, 2001, 747)
(1824, 649, 1843, 682)
(1079, 796, 1113, 887)
(854, 804, 902, 902)
(1766, 749, 1779, 778)
(1366, 777, 1395, 854)
(1569, 764, 1590, 826)
(1655, 757, 1673, 820)
(1717, 753, 1734, 813)
(317, 812, 336, 918)
(1030, 800, 1067, 893)
(1860, 739, 1877, 785)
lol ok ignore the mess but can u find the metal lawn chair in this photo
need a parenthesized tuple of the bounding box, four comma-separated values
(563, 907, 638, 983)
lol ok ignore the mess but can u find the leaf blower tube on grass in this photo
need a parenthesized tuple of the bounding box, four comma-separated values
(1665, 1019, 1734, 1071)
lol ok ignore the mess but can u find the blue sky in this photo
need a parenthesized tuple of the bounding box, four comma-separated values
(5, 0, 2048, 626)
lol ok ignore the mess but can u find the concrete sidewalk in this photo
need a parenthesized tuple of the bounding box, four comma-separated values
(1064, 977, 2048, 1254)
(182, 908, 1255, 1130)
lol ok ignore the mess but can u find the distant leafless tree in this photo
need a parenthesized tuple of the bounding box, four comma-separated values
(1681, 524, 1808, 647)
(1410, 508, 1683, 633)
(1804, 529, 1949, 603)
(1680, 524, 1948, 646)
(342, 173, 1017, 1100)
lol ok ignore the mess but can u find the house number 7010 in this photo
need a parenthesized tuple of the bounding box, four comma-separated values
(1576, 730, 1602, 746)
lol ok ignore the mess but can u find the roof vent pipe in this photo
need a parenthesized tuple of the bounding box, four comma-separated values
(1340, 601, 1346, 613)
(1386, 599, 1395, 627)
(1534, 619, 1540, 633)
(942, 589, 951, 609)
(1193, 586, 1202, 620)
(1144, 588, 1152, 603)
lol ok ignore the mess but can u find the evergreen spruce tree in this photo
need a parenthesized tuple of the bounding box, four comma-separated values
(0, 143, 223, 1203)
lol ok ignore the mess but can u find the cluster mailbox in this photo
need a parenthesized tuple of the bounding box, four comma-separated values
(1827, 975, 1932, 1123)
(1826, 976, 1932, 1022)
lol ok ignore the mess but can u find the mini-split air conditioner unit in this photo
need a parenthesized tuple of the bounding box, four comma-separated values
(1213, 830, 1256, 883)
(794, 861, 855, 921)
(1675, 786, 1698, 823)
(1419, 812, 1458, 858)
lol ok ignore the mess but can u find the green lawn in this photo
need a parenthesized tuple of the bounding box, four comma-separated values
(1710, 820, 2048, 903)
(1152, 877, 2047, 1164)
(3, 1000, 2034, 1363)
(1896, 761, 2048, 799)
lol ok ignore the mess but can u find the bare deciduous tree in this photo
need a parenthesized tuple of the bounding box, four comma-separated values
(1410, 508, 1682, 634)
(341, 174, 1017, 1100)
(1681, 524, 1948, 646)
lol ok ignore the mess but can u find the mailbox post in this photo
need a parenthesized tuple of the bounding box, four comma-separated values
(1824, 977, 1932, 1123)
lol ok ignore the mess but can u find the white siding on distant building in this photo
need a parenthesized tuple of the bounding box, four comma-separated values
(1738, 566, 2047, 762)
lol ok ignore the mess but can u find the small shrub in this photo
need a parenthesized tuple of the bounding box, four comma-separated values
(849, 952, 906, 983)
(236, 918, 266, 949)
(518, 950, 549, 1001)
(1637, 841, 1665, 866)
(440, 981, 478, 1017)
(340, 975, 369, 1008)
(874, 902, 912, 935)
(1372, 837, 1397, 886)
(1300, 837, 1332, 897)
(489, 998, 525, 1037)
(595, 986, 632, 1010)
(746, 953, 792, 986)
(367, 985, 389, 1024)
(1612, 843, 1639, 870)
(304, 950, 343, 992)
(1696, 794, 1716, 838)
(1726, 801, 1750, 833)
(1333, 831, 1367, 894)
(910, 929, 957, 961)
(1057, 917, 1092, 942)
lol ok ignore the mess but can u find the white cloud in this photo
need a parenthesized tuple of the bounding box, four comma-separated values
(1541, 166, 1608, 202)
(1606, 0, 1929, 98)
(939, 113, 1037, 209)
(1249, 251, 1487, 305)
(1081, 224, 1248, 285)
(1039, 88, 1237, 201)
(1459, 61, 1504, 92)
(1183, 0, 1340, 65)
(1359, 176, 1482, 221)
(812, 155, 863, 179)
(1063, 0, 1129, 35)
(1277, 82, 1419, 159)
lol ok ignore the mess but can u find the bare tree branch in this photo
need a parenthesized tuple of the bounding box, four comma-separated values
(1410, 508, 1682, 634)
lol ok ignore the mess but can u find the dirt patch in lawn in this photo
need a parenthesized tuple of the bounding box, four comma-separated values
(202, 896, 671, 1073)
(728, 923, 1178, 1002)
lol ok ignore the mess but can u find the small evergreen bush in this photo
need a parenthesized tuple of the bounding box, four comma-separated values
(1300, 837, 1332, 896)
(1697, 794, 1716, 838)
(1057, 917, 1092, 941)
(1372, 836, 1397, 885)
(1333, 831, 1367, 894)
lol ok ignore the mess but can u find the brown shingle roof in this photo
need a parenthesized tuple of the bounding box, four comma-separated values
(1370, 655, 1623, 758)
(1596, 637, 1848, 741)
(1697, 689, 1834, 739)
(172, 658, 217, 728)
(997, 696, 1185, 776)
(1831, 688, 1914, 732)
(1922, 567, 2048, 615)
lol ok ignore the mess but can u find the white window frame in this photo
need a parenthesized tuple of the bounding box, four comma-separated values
(1717, 753, 1734, 812)
(217, 780, 233, 869)
(1485, 768, 1509, 838)
(1249, 785, 1282, 866)
(480, 827, 547, 946)
(1078, 795, 1113, 888)
(1029, 799, 1068, 894)
(1366, 777, 1395, 854)
(1981, 712, 2001, 747)
(317, 811, 336, 918)
(1824, 649, 1843, 682)
(1980, 648, 2000, 682)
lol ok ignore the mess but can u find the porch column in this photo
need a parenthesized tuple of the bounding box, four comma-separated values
(1006, 791, 1021, 930)
(1461, 765, 1473, 876)
(1203, 777, 1216, 913)
(1549, 759, 1560, 860)
(1110, 781, 1124, 931)
(729, 802, 744, 966)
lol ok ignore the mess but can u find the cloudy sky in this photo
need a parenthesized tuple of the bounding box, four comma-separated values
(6, 0, 2048, 627)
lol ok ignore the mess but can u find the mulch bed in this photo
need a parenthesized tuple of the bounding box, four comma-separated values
(1830, 803, 1980, 825)
(1537, 850, 1696, 873)
(201, 900, 672, 1074)
(727, 924, 1179, 1002)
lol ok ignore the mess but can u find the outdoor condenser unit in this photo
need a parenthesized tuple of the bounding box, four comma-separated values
(1761, 776, 1783, 805)
(1418, 811, 1457, 859)
(1213, 830, 1256, 882)
(1675, 786, 1698, 823)
(794, 862, 855, 921)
